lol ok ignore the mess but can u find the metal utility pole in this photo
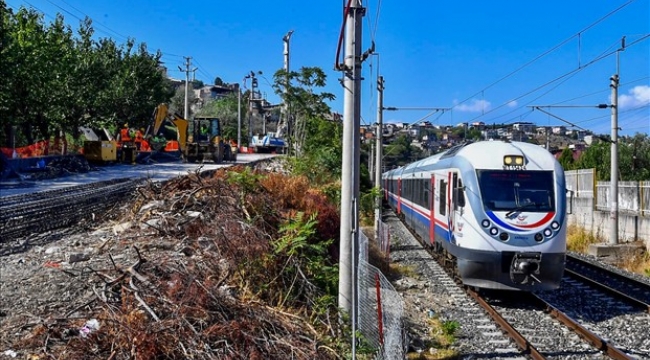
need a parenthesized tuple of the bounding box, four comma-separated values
(244, 71, 259, 146)
(282, 30, 294, 154)
(374, 76, 384, 240)
(609, 73, 619, 245)
(338, 0, 364, 324)
(178, 57, 197, 120)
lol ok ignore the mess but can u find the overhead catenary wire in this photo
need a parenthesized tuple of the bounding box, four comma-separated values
(450, 0, 638, 112)
(14, 0, 186, 67)
(466, 35, 649, 125)
(46, 0, 130, 41)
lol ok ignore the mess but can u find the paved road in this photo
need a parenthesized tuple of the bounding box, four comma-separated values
(0, 153, 278, 198)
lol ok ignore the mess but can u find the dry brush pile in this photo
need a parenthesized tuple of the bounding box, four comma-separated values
(2, 165, 347, 359)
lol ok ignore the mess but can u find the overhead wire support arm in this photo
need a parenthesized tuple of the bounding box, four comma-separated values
(528, 105, 614, 141)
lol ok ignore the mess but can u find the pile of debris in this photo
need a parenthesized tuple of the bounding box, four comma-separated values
(0, 165, 344, 359)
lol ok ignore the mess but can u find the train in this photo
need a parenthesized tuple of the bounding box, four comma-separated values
(382, 140, 567, 291)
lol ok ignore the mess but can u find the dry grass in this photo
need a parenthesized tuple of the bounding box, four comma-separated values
(616, 247, 650, 277)
(390, 263, 420, 279)
(567, 224, 650, 278)
(566, 224, 603, 253)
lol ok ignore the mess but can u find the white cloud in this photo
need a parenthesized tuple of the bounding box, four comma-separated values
(454, 99, 491, 112)
(507, 100, 518, 108)
(618, 85, 650, 110)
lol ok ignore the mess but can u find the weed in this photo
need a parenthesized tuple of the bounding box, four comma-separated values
(405, 317, 460, 359)
(566, 224, 603, 253)
(390, 263, 420, 279)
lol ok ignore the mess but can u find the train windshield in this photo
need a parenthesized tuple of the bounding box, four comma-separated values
(477, 170, 555, 212)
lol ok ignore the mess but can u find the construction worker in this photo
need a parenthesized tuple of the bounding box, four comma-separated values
(119, 124, 131, 142)
(134, 128, 145, 150)
(199, 123, 209, 141)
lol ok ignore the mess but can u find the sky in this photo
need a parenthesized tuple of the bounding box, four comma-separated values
(7, 0, 650, 136)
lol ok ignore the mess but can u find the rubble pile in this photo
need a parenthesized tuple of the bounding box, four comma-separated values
(0, 165, 343, 359)
(30, 155, 93, 180)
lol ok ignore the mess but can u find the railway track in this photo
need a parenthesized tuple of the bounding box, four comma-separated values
(389, 210, 650, 359)
(0, 178, 140, 248)
(565, 253, 650, 309)
(456, 254, 650, 359)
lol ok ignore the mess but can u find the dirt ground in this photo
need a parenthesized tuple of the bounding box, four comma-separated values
(0, 162, 444, 359)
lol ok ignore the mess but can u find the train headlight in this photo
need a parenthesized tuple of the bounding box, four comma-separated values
(534, 233, 544, 242)
(543, 228, 553, 237)
(503, 155, 524, 167)
(551, 221, 560, 230)
(499, 232, 509, 241)
(481, 219, 490, 228)
(489, 227, 498, 236)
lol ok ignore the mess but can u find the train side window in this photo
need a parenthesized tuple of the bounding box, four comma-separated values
(455, 178, 466, 208)
(429, 179, 435, 209)
(423, 179, 430, 208)
(439, 179, 446, 216)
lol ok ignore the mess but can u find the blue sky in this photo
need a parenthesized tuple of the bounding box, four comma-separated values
(8, 0, 650, 136)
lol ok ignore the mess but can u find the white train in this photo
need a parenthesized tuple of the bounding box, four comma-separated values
(382, 140, 567, 291)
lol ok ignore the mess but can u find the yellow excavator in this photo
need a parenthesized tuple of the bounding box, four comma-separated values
(148, 103, 189, 153)
(148, 104, 236, 164)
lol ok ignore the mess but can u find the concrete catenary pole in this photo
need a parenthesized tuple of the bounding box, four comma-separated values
(338, 0, 364, 325)
(374, 76, 384, 240)
(609, 73, 619, 245)
(178, 56, 198, 120)
(237, 82, 242, 152)
(247, 71, 258, 146)
(179, 57, 193, 120)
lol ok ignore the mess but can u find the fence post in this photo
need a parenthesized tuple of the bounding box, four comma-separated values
(375, 273, 384, 347)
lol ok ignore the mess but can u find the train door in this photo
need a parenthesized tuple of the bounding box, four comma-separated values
(397, 178, 402, 214)
(452, 172, 466, 244)
(434, 172, 447, 243)
(429, 174, 436, 247)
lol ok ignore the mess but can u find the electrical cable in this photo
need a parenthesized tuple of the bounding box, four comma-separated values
(465, 36, 648, 125)
(451, 0, 638, 111)
(335, 0, 354, 70)
(16, 0, 185, 66)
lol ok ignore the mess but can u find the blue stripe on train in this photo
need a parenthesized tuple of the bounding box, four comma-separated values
(387, 193, 451, 243)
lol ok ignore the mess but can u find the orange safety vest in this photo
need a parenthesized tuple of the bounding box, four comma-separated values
(120, 128, 131, 141)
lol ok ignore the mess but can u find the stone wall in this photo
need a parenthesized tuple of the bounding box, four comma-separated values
(567, 196, 650, 249)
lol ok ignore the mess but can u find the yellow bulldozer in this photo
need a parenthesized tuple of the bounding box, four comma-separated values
(185, 116, 237, 163)
(150, 105, 237, 163)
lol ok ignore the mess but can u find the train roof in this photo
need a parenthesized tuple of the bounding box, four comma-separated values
(393, 140, 558, 176)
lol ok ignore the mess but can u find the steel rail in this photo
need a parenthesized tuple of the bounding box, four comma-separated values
(465, 288, 547, 360)
(0, 180, 138, 242)
(533, 293, 635, 360)
(566, 254, 650, 307)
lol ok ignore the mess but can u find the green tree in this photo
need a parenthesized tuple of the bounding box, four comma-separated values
(4, 6, 49, 144)
(576, 141, 610, 180)
(0, 6, 173, 146)
(272, 67, 335, 156)
(169, 85, 196, 120)
(558, 148, 575, 171)
(195, 94, 241, 141)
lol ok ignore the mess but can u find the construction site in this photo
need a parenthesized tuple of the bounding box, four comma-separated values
(0, 154, 354, 359)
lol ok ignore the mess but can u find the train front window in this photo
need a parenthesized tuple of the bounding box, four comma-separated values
(477, 170, 555, 212)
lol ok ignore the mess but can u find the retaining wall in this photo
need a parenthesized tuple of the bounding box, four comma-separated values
(568, 196, 650, 249)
